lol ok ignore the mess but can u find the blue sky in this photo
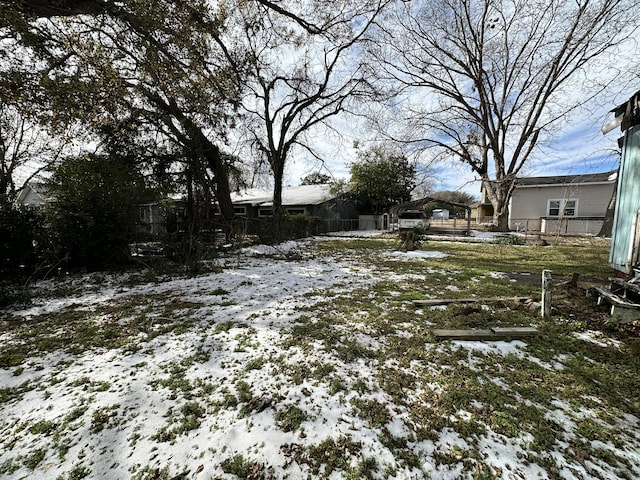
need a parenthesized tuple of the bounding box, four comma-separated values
(286, 77, 636, 200)
(284, 98, 626, 200)
(281, 1, 639, 200)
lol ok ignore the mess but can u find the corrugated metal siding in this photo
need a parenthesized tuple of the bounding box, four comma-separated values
(610, 124, 640, 273)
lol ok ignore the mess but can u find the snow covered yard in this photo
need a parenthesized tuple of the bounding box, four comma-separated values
(1, 236, 639, 479)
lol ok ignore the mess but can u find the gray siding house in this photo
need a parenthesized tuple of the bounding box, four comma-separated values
(230, 184, 356, 220)
(508, 171, 617, 234)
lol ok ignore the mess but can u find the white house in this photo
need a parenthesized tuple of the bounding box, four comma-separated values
(15, 183, 49, 207)
(508, 171, 617, 234)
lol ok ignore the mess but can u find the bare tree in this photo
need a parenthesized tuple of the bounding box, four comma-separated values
(373, 0, 638, 230)
(0, 103, 67, 206)
(235, 0, 387, 237)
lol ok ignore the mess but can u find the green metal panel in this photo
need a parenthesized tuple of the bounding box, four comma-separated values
(610, 124, 640, 274)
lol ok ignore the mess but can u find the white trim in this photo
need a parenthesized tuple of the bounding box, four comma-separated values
(547, 198, 579, 217)
(233, 206, 247, 216)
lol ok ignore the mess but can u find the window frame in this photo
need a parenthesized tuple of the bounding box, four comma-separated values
(286, 208, 306, 216)
(139, 206, 149, 222)
(547, 198, 578, 217)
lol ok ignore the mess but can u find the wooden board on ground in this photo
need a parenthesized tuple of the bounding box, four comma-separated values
(432, 327, 539, 341)
(432, 329, 495, 341)
(414, 297, 532, 307)
(491, 327, 539, 338)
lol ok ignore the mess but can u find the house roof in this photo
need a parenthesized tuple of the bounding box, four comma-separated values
(515, 170, 617, 188)
(230, 184, 338, 207)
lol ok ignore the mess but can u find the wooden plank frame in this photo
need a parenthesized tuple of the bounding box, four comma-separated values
(432, 327, 539, 341)
(414, 297, 532, 307)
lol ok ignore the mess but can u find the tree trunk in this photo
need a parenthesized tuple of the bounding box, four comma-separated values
(203, 146, 234, 240)
(271, 162, 284, 242)
(597, 174, 617, 237)
(493, 208, 510, 232)
(138, 89, 236, 241)
(482, 178, 512, 232)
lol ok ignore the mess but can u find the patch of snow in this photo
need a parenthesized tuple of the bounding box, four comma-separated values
(449, 339, 528, 355)
(2, 236, 639, 480)
(489, 271, 509, 279)
(573, 330, 623, 348)
(388, 250, 448, 259)
(322, 230, 383, 238)
(476, 430, 548, 479)
(240, 240, 300, 256)
(470, 230, 502, 239)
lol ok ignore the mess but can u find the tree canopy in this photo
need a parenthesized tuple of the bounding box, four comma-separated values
(301, 172, 332, 185)
(46, 153, 148, 269)
(235, 0, 387, 236)
(1, 0, 638, 248)
(349, 146, 415, 214)
(2, 0, 391, 240)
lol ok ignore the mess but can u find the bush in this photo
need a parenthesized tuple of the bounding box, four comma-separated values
(46, 155, 147, 270)
(282, 213, 321, 239)
(161, 232, 218, 273)
(0, 204, 45, 276)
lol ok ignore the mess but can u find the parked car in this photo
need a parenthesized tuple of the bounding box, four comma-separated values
(398, 210, 430, 230)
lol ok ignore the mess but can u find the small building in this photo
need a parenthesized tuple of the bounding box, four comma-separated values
(431, 209, 450, 220)
(137, 201, 176, 237)
(604, 89, 640, 276)
(474, 190, 495, 225)
(390, 197, 471, 235)
(589, 90, 640, 320)
(508, 171, 617, 234)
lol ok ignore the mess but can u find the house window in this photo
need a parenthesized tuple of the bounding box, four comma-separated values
(547, 199, 578, 217)
(258, 208, 273, 217)
(286, 208, 306, 215)
(563, 200, 577, 217)
(139, 207, 148, 222)
(234, 206, 247, 216)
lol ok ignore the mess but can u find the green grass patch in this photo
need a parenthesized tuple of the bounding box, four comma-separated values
(152, 401, 206, 443)
(221, 454, 268, 479)
(274, 404, 307, 432)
